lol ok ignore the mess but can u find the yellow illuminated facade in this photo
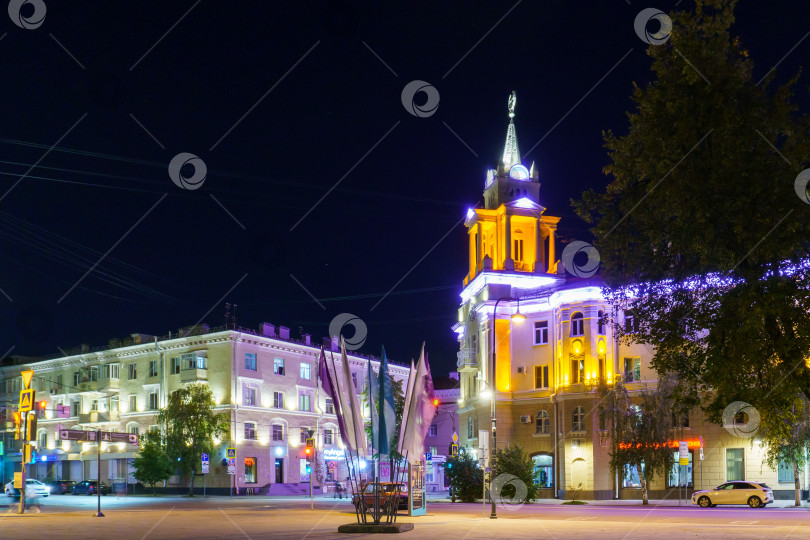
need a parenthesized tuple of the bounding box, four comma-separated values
(453, 93, 809, 500)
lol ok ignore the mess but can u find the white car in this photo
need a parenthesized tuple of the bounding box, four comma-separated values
(4, 479, 50, 498)
(691, 481, 773, 508)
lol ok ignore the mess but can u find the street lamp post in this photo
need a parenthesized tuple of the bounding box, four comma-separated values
(489, 296, 525, 519)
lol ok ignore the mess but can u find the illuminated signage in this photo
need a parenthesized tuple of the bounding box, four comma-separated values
(321, 448, 346, 460)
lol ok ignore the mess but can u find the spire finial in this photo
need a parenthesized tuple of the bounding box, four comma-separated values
(508, 91, 516, 119)
(502, 91, 520, 170)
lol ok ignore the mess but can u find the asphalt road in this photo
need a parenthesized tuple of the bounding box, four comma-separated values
(1, 494, 808, 539)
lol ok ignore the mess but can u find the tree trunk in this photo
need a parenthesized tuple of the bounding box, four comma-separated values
(636, 463, 648, 505)
(189, 466, 196, 497)
(793, 459, 800, 507)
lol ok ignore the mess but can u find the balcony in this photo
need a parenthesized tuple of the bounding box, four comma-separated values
(456, 348, 478, 370)
(181, 368, 208, 383)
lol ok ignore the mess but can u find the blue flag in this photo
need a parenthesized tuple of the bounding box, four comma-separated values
(378, 347, 396, 456)
(366, 358, 379, 453)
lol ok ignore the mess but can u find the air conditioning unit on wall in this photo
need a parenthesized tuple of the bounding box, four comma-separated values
(520, 415, 531, 424)
(517, 367, 525, 374)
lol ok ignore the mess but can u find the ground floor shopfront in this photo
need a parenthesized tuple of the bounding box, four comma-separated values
(459, 394, 810, 501)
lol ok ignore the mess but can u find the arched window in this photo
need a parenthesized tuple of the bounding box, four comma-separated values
(536, 410, 550, 434)
(597, 310, 605, 335)
(571, 312, 584, 337)
(126, 422, 140, 436)
(572, 406, 585, 432)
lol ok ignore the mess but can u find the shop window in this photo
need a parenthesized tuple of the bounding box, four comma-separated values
(532, 454, 553, 489)
(244, 457, 257, 483)
(726, 448, 744, 481)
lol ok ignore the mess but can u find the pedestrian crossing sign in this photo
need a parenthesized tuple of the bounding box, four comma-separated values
(19, 389, 35, 412)
(226, 447, 236, 458)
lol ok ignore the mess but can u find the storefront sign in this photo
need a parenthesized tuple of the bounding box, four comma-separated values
(321, 448, 346, 460)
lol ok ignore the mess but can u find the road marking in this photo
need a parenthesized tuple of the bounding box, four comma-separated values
(140, 506, 175, 540)
(729, 520, 759, 525)
(566, 516, 599, 521)
(219, 507, 251, 539)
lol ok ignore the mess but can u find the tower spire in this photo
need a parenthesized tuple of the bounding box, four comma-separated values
(501, 91, 520, 170)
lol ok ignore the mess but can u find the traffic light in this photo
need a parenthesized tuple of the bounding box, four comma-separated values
(24, 444, 36, 464)
(305, 461, 312, 474)
(432, 398, 439, 407)
(13, 411, 22, 440)
(26, 414, 37, 442)
(305, 437, 314, 457)
(38, 400, 47, 418)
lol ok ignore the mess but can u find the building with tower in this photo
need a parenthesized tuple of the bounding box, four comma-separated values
(453, 93, 810, 500)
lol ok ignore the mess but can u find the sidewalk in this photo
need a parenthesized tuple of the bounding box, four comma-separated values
(424, 495, 810, 508)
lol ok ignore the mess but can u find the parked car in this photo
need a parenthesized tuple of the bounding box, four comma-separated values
(72, 480, 110, 495)
(352, 482, 409, 511)
(47, 480, 76, 495)
(691, 481, 773, 508)
(4, 479, 50, 498)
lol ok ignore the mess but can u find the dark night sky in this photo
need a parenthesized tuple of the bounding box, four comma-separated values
(1, 1, 808, 375)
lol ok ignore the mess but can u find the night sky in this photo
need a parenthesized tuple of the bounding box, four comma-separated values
(1, 1, 808, 375)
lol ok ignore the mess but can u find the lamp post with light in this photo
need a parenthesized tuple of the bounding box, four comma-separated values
(489, 296, 525, 519)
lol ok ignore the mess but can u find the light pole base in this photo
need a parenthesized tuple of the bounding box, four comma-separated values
(96, 512, 105, 517)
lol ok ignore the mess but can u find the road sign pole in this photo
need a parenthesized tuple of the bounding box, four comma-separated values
(17, 440, 26, 514)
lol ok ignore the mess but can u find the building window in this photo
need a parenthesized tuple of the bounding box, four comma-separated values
(273, 391, 284, 409)
(274, 358, 285, 376)
(598, 310, 605, 334)
(56, 374, 63, 391)
(778, 461, 794, 483)
(570, 312, 584, 337)
(89, 366, 99, 381)
(625, 311, 638, 333)
(513, 238, 524, 262)
(726, 448, 744, 481)
(536, 410, 550, 434)
(668, 451, 693, 487)
(572, 406, 585, 432)
(300, 427, 308, 444)
(570, 357, 584, 384)
(672, 412, 689, 428)
(243, 386, 257, 407)
(272, 425, 284, 442)
(244, 422, 257, 440)
(245, 353, 257, 371)
(300, 362, 311, 380)
(535, 365, 549, 389)
(128, 423, 139, 435)
(325, 398, 334, 414)
(110, 396, 119, 412)
(37, 429, 47, 448)
(129, 395, 137, 412)
(128, 363, 137, 380)
(170, 357, 180, 375)
(70, 400, 80, 417)
(181, 352, 207, 370)
(324, 429, 334, 445)
(148, 360, 158, 378)
(429, 424, 437, 437)
(467, 416, 473, 438)
(352, 372, 358, 389)
(244, 457, 257, 483)
(299, 393, 312, 412)
(104, 363, 120, 379)
(148, 391, 159, 410)
(623, 463, 644, 488)
(624, 358, 641, 383)
(534, 321, 549, 345)
(73, 371, 81, 386)
(91, 399, 99, 412)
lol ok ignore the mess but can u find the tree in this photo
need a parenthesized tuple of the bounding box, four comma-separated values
(132, 431, 174, 495)
(597, 376, 680, 504)
(156, 383, 229, 496)
(444, 447, 483, 503)
(574, 0, 810, 431)
(490, 444, 538, 503)
(760, 395, 810, 506)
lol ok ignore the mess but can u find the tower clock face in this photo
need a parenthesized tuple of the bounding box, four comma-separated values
(509, 164, 529, 180)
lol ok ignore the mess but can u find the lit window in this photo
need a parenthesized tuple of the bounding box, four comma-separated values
(300, 362, 311, 380)
(570, 313, 584, 337)
(536, 410, 550, 434)
(624, 358, 641, 383)
(244, 457, 257, 483)
(534, 321, 549, 345)
(245, 353, 257, 371)
(274, 358, 285, 376)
